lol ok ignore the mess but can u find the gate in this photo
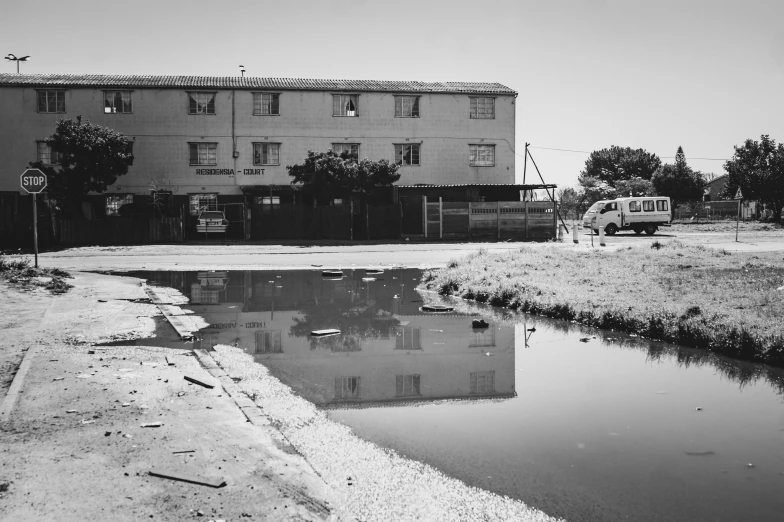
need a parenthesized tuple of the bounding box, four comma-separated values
(400, 196, 423, 235)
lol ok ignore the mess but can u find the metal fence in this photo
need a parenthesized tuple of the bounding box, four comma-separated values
(672, 200, 756, 222)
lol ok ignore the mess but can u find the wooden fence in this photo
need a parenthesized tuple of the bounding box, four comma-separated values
(58, 217, 183, 245)
(421, 200, 556, 241)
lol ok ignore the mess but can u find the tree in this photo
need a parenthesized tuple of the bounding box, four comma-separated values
(287, 150, 400, 203)
(721, 135, 784, 222)
(576, 176, 616, 210)
(580, 146, 662, 186)
(556, 187, 581, 220)
(30, 117, 134, 212)
(614, 176, 656, 198)
(651, 146, 707, 209)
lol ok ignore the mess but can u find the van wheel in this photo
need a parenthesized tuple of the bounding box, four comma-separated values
(644, 225, 658, 235)
(633, 228, 643, 235)
(604, 223, 618, 235)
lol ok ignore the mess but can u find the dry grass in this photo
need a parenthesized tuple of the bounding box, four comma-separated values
(423, 241, 784, 366)
(0, 255, 73, 294)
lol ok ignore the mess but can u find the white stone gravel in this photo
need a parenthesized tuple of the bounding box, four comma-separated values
(211, 344, 565, 522)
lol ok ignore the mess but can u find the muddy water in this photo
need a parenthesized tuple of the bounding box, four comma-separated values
(133, 269, 784, 522)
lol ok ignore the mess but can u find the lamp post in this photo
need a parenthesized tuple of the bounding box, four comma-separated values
(239, 65, 245, 77)
(5, 54, 30, 73)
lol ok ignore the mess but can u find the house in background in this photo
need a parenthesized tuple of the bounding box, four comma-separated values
(702, 174, 758, 219)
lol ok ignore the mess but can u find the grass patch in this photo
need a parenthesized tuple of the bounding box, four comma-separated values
(0, 255, 73, 294)
(423, 241, 784, 366)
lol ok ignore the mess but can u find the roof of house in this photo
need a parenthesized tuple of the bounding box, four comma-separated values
(0, 73, 516, 95)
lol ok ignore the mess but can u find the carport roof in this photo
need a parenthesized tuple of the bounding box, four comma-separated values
(0, 73, 516, 95)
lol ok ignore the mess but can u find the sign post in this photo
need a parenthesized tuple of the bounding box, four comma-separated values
(734, 187, 743, 242)
(20, 168, 47, 268)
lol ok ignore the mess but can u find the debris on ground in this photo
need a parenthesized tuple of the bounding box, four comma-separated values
(184, 376, 215, 389)
(148, 469, 226, 488)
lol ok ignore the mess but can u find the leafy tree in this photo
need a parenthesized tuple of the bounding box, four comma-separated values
(580, 146, 662, 186)
(651, 146, 707, 208)
(287, 150, 400, 204)
(577, 176, 616, 210)
(29, 117, 134, 211)
(556, 187, 581, 220)
(615, 176, 656, 197)
(721, 135, 784, 222)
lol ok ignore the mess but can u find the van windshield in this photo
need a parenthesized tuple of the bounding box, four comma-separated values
(586, 202, 605, 213)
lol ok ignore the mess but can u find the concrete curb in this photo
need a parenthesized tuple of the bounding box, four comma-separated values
(0, 345, 39, 420)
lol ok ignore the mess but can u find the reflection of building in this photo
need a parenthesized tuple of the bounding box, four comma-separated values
(140, 268, 516, 407)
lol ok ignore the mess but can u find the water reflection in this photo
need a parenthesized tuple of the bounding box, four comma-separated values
(141, 269, 515, 408)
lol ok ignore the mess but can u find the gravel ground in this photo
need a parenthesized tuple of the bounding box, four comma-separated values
(210, 344, 564, 522)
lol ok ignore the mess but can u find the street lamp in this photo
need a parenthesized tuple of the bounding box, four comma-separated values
(5, 54, 30, 73)
(239, 65, 245, 77)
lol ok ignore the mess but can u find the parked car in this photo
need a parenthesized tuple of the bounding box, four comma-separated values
(582, 196, 671, 235)
(196, 211, 228, 234)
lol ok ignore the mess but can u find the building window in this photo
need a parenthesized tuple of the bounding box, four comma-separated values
(470, 97, 495, 119)
(37, 90, 65, 113)
(104, 91, 133, 114)
(394, 96, 420, 118)
(254, 330, 282, 354)
(470, 371, 495, 394)
(395, 326, 421, 350)
(36, 141, 61, 165)
(253, 143, 280, 165)
(189, 143, 217, 165)
(335, 377, 361, 400)
(253, 196, 280, 214)
(629, 201, 641, 212)
(656, 200, 669, 211)
(332, 143, 359, 160)
(396, 375, 421, 397)
(395, 144, 420, 166)
(469, 327, 496, 347)
(469, 144, 495, 166)
(106, 195, 133, 217)
(189, 193, 218, 215)
(643, 200, 655, 212)
(253, 93, 279, 115)
(188, 92, 216, 115)
(333, 94, 358, 116)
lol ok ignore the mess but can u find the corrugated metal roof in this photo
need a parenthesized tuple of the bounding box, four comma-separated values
(0, 73, 516, 95)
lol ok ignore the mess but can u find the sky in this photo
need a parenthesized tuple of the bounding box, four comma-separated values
(3, 0, 783, 188)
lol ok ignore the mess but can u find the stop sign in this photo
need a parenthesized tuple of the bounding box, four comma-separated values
(21, 168, 47, 194)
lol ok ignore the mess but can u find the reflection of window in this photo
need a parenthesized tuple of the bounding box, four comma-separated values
(188, 92, 216, 114)
(252, 93, 279, 115)
(656, 200, 669, 211)
(332, 143, 359, 160)
(396, 374, 421, 397)
(629, 201, 641, 212)
(106, 195, 133, 217)
(470, 371, 495, 394)
(469, 327, 496, 347)
(469, 144, 495, 166)
(253, 143, 279, 165)
(470, 97, 495, 119)
(643, 200, 655, 211)
(333, 94, 358, 116)
(335, 377, 361, 399)
(394, 96, 420, 117)
(254, 330, 282, 354)
(104, 91, 133, 113)
(36, 141, 61, 165)
(395, 326, 421, 350)
(189, 193, 218, 215)
(395, 144, 420, 166)
(189, 143, 217, 165)
(37, 90, 66, 113)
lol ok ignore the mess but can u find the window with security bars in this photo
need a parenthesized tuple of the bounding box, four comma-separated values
(470, 371, 495, 394)
(395, 144, 420, 166)
(335, 377, 361, 400)
(188, 92, 216, 114)
(395, 326, 421, 350)
(394, 96, 420, 117)
(332, 143, 359, 160)
(253, 143, 280, 165)
(189, 193, 218, 215)
(36, 141, 61, 165)
(37, 90, 65, 113)
(189, 143, 217, 165)
(470, 97, 495, 119)
(106, 195, 133, 217)
(396, 375, 421, 397)
(332, 94, 358, 116)
(254, 196, 280, 214)
(254, 330, 282, 354)
(469, 145, 495, 166)
(469, 327, 496, 347)
(104, 91, 133, 113)
(253, 93, 279, 115)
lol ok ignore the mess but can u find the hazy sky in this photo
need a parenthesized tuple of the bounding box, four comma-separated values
(3, 0, 783, 188)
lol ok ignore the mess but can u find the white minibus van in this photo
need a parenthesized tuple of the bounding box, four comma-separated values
(582, 196, 671, 235)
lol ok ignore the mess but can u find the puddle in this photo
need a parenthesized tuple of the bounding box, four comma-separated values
(121, 268, 784, 522)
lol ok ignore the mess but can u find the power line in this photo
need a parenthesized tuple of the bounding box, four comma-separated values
(528, 145, 729, 161)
